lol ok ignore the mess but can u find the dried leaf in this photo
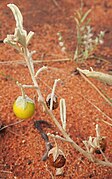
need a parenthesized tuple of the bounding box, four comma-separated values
(48, 146, 65, 161)
(56, 167, 64, 176)
(77, 68, 112, 85)
(74, 17, 80, 26)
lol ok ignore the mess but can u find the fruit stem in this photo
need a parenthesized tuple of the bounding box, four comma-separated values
(17, 81, 26, 100)
(21, 86, 26, 99)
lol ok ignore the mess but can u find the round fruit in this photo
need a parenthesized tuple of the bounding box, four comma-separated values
(48, 147, 66, 168)
(13, 95, 35, 119)
(48, 154, 66, 168)
(46, 93, 58, 110)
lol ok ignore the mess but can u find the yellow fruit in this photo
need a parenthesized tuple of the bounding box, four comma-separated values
(13, 95, 35, 119)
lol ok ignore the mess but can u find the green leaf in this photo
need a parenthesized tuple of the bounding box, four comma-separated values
(81, 9, 92, 24)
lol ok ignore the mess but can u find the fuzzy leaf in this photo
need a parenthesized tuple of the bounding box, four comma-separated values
(8, 4, 23, 30)
(26, 31, 34, 46)
(60, 98, 66, 131)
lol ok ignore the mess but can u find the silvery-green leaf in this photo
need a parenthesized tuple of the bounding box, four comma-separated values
(88, 136, 96, 148)
(8, 4, 23, 30)
(93, 138, 98, 147)
(5, 4, 28, 47)
(26, 31, 34, 46)
(15, 28, 27, 46)
(60, 98, 66, 131)
(4, 28, 27, 47)
(4, 33, 20, 51)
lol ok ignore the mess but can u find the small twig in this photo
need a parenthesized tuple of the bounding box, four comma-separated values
(0, 58, 71, 65)
(0, 119, 24, 131)
(52, 0, 61, 9)
(90, 55, 111, 64)
(35, 66, 48, 78)
(17, 82, 38, 89)
(45, 164, 55, 179)
(81, 95, 112, 125)
(100, 119, 112, 126)
(0, 170, 12, 174)
(47, 133, 68, 142)
(7, 128, 24, 136)
(99, 149, 109, 163)
(21, 85, 38, 89)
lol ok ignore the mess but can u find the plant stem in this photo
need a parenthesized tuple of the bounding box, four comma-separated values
(22, 46, 112, 168)
(23, 48, 44, 104)
(23, 47, 95, 162)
